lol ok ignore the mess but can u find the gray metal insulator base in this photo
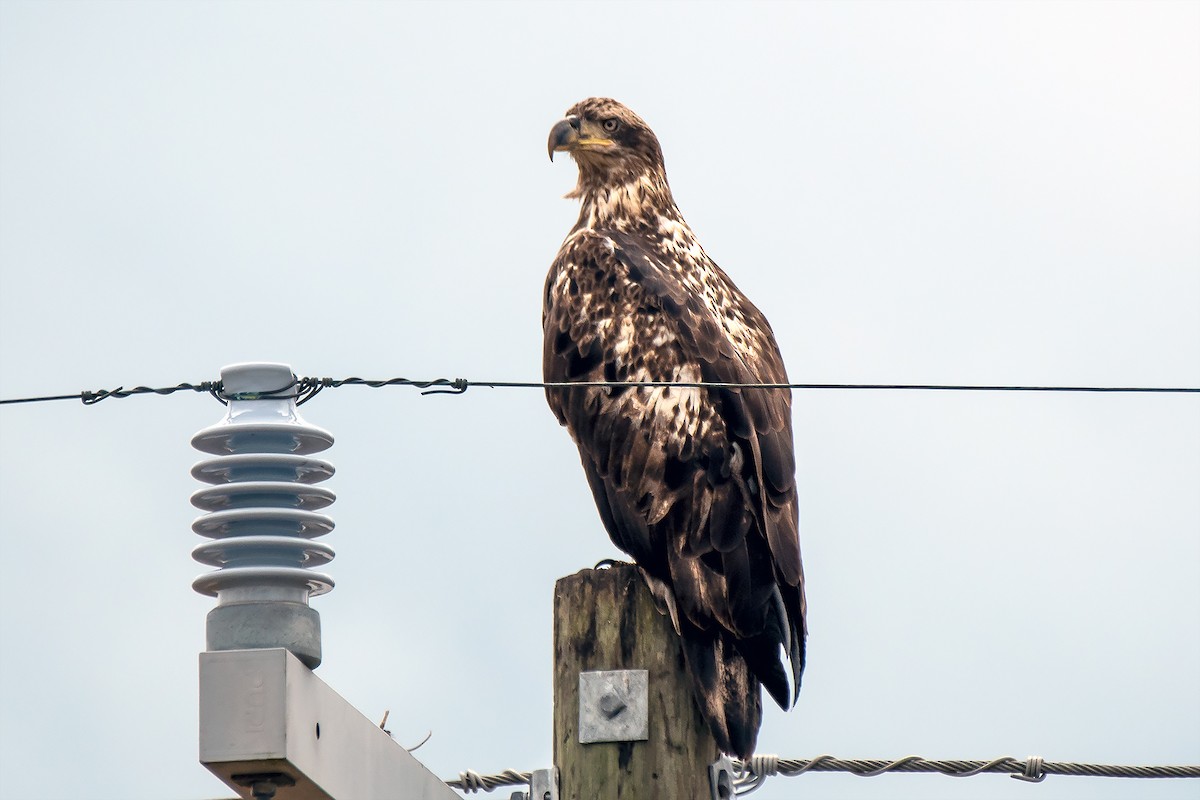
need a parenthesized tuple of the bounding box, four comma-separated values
(207, 602, 322, 669)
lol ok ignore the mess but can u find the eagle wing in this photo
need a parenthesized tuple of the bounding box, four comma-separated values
(543, 229, 805, 756)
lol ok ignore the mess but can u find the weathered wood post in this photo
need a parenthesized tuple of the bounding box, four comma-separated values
(553, 564, 720, 799)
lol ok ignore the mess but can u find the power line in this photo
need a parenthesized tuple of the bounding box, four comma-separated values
(446, 755, 1200, 795)
(1, 375, 1198, 407)
(0, 382, 226, 406)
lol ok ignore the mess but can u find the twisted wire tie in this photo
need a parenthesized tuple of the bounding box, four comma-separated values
(447, 768, 531, 793)
(734, 753, 780, 794)
(1014, 755, 1046, 783)
(79, 381, 224, 405)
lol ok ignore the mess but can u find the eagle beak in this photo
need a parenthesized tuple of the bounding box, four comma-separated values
(548, 116, 580, 161)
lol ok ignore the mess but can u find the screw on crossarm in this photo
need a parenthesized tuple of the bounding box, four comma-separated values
(233, 772, 296, 800)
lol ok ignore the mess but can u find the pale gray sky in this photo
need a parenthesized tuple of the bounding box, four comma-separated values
(0, 2, 1197, 799)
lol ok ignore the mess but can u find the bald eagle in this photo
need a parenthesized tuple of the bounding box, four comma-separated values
(543, 98, 806, 758)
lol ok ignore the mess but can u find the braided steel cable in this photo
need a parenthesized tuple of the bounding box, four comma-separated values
(726, 754, 1200, 794)
(446, 768, 531, 793)
(444, 756, 1200, 796)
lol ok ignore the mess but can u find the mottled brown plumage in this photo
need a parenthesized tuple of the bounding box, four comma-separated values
(543, 98, 806, 758)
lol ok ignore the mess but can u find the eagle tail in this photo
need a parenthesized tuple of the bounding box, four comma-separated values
(748, 582, 806, 710)
(737, 630, 792, 711)
(778, 580, 807, 709)
(678, 624, 762, 759)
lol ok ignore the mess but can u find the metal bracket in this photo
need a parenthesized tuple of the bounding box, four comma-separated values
(579, 669, 649, 744)
(709, 755, 735, 800)
(530, 767, 559, 800)
(506, 767, 558, 800)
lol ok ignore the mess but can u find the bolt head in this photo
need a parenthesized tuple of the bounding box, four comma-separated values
(598, 689, 627, 718)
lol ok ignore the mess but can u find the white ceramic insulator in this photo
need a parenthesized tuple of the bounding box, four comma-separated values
(190, 363, 336, 606)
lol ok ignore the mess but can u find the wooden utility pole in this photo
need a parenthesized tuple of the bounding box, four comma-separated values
(553, 565, 719, 799)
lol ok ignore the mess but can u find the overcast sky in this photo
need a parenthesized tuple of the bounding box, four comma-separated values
(1, 2, 1197, 799)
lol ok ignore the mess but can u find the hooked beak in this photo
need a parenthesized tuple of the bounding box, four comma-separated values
(548, 115, 615, 161)
(548, 117, 580, 161)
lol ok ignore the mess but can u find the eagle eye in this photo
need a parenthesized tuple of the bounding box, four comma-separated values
(602, 118, 620, 133)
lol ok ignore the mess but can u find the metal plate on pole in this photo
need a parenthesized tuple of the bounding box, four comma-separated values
(578, 669, 649, 744)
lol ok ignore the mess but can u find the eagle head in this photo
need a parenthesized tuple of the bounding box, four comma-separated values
(548, 98, 671, 210)
(549, 97, 664, 169)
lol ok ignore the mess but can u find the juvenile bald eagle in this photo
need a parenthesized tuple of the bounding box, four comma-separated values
(543, 98, 806, 758)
